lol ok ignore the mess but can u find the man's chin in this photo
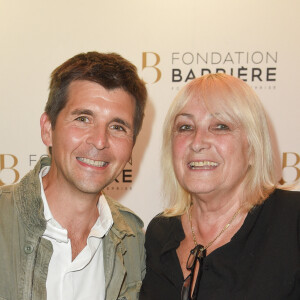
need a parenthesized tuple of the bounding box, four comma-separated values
(75, 183, 104, 195)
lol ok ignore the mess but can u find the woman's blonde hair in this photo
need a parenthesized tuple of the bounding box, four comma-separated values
(162, 73, 278, 216)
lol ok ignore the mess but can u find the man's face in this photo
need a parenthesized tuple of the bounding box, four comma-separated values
(41, 80, 135, 195)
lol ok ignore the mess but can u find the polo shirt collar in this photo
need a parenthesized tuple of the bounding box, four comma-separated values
(39, 166, 113, 243)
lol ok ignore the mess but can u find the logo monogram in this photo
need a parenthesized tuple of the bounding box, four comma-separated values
(142, 52, 161, 83)
(0, 154, 20, 186)
(279, 152, 300, 184)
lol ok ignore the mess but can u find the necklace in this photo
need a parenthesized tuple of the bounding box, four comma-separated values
(187, 204, 241, 250)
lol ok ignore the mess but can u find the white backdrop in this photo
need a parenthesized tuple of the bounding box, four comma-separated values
(1, 0, 299, 226)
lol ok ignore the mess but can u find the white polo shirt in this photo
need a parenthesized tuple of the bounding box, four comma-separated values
(39, 166, 113, 300)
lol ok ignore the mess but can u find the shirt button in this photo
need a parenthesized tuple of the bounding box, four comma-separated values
(24, 244, 34, 254)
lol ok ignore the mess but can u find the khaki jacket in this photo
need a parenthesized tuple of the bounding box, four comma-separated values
(0, 157, 145, 300)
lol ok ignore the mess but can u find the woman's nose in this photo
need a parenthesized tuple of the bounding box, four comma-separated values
(191, 128, 211, 153)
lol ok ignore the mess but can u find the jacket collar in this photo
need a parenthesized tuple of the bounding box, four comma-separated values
(15, 157, 143, 239)
(15, 156, 51, 236)
(104, 193, 144, 239)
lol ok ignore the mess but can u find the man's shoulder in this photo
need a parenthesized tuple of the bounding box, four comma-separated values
(104, 194, 144, 232)
(0, 156, 50, 199)
(0, 183, 16, 206)
(0, 183, 14, 193)
(0, 184, 19, 231)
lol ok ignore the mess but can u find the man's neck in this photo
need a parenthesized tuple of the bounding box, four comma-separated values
(42, 175, 100, 260)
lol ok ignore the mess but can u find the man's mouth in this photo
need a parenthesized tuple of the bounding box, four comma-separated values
(188, 161, 219, 169)
(77, 157, 108, 167)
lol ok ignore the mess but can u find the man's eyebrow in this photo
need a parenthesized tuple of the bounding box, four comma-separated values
(70, 110, 132, 129)
(111, 118, 132, 129)
(71, 109, 94, 116)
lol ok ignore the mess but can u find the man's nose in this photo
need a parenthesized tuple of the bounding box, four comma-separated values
(86, 126, 109, 150)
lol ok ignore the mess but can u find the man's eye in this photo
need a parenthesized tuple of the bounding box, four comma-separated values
(75, 116, 89, 122)
(111, 124, 125, 131)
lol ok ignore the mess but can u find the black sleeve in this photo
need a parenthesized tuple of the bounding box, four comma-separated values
(140, 216, 184, 300)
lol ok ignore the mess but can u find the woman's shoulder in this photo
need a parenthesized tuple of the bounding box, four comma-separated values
(147, 213, 180, 232)
(270, 188, 300, 209)
(145, 214, 183, 244)
(263, 189, 300, 221)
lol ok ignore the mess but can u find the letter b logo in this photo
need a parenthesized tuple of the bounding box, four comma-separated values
(0, 154, 20, 186)
(142, 52, 161, 84)
(279, 152, 300, 184)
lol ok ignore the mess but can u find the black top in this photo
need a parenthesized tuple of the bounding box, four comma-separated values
(140, 189, 300, 300)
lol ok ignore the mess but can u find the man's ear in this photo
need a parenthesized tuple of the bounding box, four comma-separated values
(40, 112, 53, 147)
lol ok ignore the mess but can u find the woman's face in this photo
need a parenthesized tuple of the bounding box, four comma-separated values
(172, 97, 250, 200)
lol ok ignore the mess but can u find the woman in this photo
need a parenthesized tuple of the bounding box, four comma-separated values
(140, 74, 300, 300)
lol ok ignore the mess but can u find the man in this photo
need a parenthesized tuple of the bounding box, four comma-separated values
(0, 52, 147, 300)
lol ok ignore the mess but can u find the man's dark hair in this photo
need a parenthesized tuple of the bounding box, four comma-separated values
(45, 51, 147, 141)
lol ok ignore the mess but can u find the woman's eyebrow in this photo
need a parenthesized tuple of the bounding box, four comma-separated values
(174, 113, 193, 120)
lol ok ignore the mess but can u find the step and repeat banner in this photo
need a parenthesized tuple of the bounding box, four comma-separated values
(1, 0, 299, 226)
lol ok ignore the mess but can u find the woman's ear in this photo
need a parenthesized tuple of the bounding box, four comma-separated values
(40, 112, 53, 147)
(248, 147, 254, 167)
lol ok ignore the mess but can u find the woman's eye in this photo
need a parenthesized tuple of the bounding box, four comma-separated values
(214, 124, 230, 130)
(178, 124, 193, 131)
(75, 116, 89, 123)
